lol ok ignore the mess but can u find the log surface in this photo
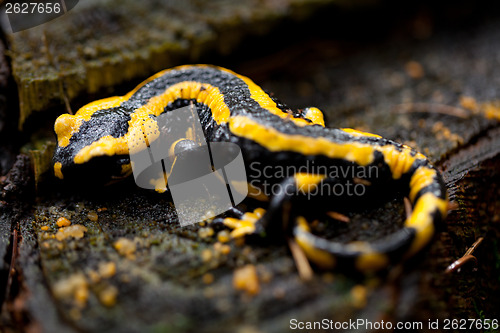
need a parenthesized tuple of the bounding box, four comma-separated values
(0, 2, 499, 332)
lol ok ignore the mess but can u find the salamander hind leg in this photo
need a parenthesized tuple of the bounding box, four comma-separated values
(213, 175, 315, 242)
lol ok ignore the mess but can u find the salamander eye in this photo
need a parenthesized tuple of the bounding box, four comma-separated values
(173, 139, 198, 156)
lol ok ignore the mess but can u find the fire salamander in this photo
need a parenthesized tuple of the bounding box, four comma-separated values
(53, 65, 448, 272)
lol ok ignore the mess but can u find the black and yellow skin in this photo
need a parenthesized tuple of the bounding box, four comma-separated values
(53, 65, 448, 272)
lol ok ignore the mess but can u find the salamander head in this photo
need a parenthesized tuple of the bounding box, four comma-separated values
(53, 106, 133, 183)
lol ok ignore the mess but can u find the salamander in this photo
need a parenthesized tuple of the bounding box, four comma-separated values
(53, 65, 448, 272)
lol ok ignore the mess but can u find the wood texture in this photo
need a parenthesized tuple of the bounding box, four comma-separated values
(0, 2, 499, 332)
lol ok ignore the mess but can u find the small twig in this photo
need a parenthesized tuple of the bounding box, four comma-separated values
(464, 237, 484, 256)
(353, 178, 371, 186)
(287, 238, 313, 282)
(445, 237, 484, 273)
(445, 255, 478, 274)
(326, 211, 350, 223)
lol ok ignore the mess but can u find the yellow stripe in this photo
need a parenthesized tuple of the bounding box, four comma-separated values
(246, 182, 270, 202)
(56, 67, 182, 148)
(295, 217, 336, 269)
(405, 192, 447, 256)
(294, 173, 326, 193)
(340, 128, 382, 138)
(70, 82, 231, 164)
(228, 114, 426, 180)
(229, 115, 377, 166)
(142, 64, 318, 127)
(379, 145, 426, 180)
(133, 80, 230, 124)
(54, 162, 63, 179)
(54, 96, 129, 148)
(303, 107, 326, 126)
(177, 65, 324, 127)
(355, 252, 389, 272)
(74, 135, 128, 164)
(223, 208, 264, 238)
(217, 67, 315, 127)
(54, 67, 171, 147)
(409, 166, 438, 202)
(168, 138, 189, 158)
(340, 128, 427, 180)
